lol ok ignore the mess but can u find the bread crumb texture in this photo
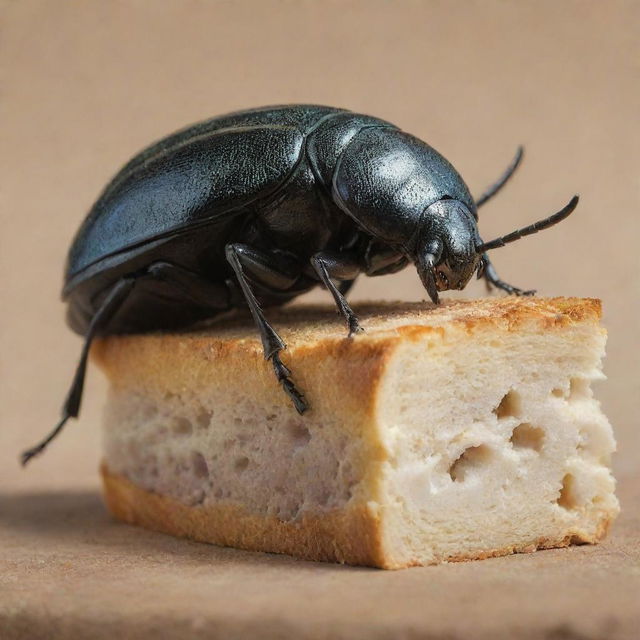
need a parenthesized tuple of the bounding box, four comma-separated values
(94, 297, 618, 568)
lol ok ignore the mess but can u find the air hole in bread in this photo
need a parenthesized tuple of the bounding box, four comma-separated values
(493, 390, 521, 420)
(287, 420, 311, 447)
(195, 407, 213, 429)
(510, 423, 544, 452)
(191, 452, 209, 479)
(235, 456, 250, 472)
(448, 445, 492, 482)
(557, 473, 579, 509)
(551, 378, 591, 402)
(172, 417, 193, 436)
(569, 377, 590, 402)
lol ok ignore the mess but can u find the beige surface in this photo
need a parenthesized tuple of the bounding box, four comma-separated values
(0, 476, 637, 639)
(1, 0, 638, 637)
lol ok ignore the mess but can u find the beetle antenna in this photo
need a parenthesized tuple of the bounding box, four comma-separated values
(476, 195, 579, 253)
(476, 146, 524, 208)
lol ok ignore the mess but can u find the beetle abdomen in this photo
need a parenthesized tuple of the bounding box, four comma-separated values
(97, 105, 347, 206)
(66, 125, 305, 282)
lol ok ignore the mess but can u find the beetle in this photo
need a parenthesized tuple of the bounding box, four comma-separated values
(22, 104, 578, 464)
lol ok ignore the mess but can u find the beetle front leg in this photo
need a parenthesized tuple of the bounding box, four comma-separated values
(310, 251, 363, 337)
(481, 253, 536, 296)
(225, 243, 307, 414)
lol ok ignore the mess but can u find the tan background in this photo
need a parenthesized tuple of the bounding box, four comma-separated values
(1, 2, 639, 638)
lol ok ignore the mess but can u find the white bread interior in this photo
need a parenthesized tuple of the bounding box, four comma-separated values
(94, 298, 619, 568)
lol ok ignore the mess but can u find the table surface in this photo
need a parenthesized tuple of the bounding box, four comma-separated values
(1, 471, 638, 640)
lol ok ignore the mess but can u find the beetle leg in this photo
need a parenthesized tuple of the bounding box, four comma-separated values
(222, 244, 301, 291)
(364, 240, 409, 277)
(225, 243, 307, 414)
(21, 277, 137, 465)
(146, 261, 231, 308)
(481, 253, 536, 296)
(310, 251, 363, 337)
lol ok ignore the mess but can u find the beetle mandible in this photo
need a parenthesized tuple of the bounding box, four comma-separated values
(22, 104, 578, 464)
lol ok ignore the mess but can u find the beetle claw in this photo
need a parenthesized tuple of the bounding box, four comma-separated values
(505, 285, 536, 296)
(348, 319, 364, 338)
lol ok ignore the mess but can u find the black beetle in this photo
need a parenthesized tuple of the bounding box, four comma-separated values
(22, 104, 578, 464)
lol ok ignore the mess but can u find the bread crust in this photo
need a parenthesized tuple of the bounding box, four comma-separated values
(102, 464, 613, 569)
(92, 298, 603, 391)
(101, 463, 386, 567)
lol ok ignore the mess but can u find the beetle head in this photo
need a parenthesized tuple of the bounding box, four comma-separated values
(414, 194, 580, 304)
(415, 199, 481, 304)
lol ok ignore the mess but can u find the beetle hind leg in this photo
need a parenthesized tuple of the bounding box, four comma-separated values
(22, 261, 234, 465)
(21, 277, 136, 465)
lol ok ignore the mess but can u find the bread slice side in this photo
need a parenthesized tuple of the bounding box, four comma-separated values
(96, 311, 394, 565)
(373, 305, 618, 567)
(94, 298, 619, 568)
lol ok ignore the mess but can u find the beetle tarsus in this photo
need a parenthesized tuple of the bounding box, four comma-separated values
(487, 280, 536, 297)
(21, 415, 71, 466)
(482, 253, 535, 296)
(348, 317, 364, 337)
(272, 352, 307, 414)
(310, 252, 363, 338)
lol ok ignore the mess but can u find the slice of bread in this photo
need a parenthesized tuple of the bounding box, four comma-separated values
(93, 298, 619, 569)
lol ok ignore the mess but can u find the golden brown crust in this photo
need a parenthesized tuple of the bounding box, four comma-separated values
(101, 463, 386, 567)
(92, 297, 602, 385)
(91, 298, 603, 412)
(102, 464, 614, 569)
